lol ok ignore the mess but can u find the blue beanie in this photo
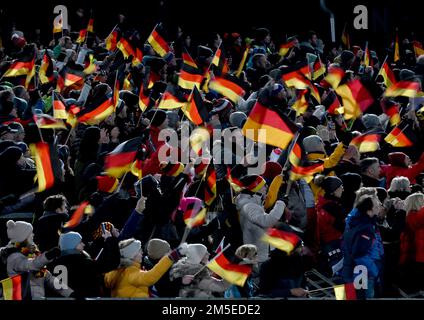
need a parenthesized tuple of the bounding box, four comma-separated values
(59, 232, 82, 251)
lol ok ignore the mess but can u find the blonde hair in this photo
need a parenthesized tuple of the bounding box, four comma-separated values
(405, 193, 424, 214)
(389, 176, 410, 193)
(354, 187, 377, 206)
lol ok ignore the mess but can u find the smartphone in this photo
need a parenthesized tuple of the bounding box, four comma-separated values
(101, 223, 106, 234)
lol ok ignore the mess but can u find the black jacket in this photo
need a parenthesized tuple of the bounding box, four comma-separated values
(35, 211, 69, 252)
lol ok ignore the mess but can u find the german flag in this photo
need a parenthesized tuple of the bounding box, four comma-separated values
(334, 283, 357, 300)
(320, 66, 345, 89)
(33, 113, 67, 129)
(96, 175, 119, 193)
(105, 27, 119, 51)
(178, 63, 204, 90)
(56, 66, 85, 92)
(381, 99, 400, 126)
(384, 81, 419, 98)
(83, 54, 97, 75)
(182, 86, 209, 125)
(76, 29, 87, 44)
(279, 40, 296, 57)
(261, 228, 301, 255)
(322, 90, 343, 115)
(350, 132, 381, 153)
(52, 91, 68, 119)
(211, 45, 229, 75)
(384, 121, 415, 147)
(158, 85, 187, 109)
(147, 24, 170, 57)
(363, 42, 371, 67)
(288, 141, 303, 167)
(281, 62, 311, 86)
(138, 83, 151, 112)
(291, 161, 324, 183)
(236, 46, 250, 77)
(209, 75, 246, 104)
(207, 251, 252, 287)
(341, 23, 350, 49)
(190, 127, 210, 157)
(112, 75, 121, 111)
(2, 55, 34, 78)
(160, 162, 185, 177)
(117, 38, 135, 59)
(1, 273, 31, 300)
(64, 201, 93, 228)
(183, 204, 208, 229)
(412, 40, 424, 57)
(147, 69, 161, 89)
(53, 14, 63, 34)
(226, 167, 244, 193)
(132, 47, 143, 67)
(312, 56, 326, 80)
(378, 60, 396, 88)
(204, 164, 217, 206)
(104, 137, 143, 178)
(78, 95, 114, 125)
(291, 89, 309, 116)
(30, 142, 55, 192)
(242, 100, 298, 150)
(394, 32, 400, 62)
(39, 51, 55, 84)
(335, 79, 374, 120)
(182, 48, 198, 68)
(87, 18, 94, 33)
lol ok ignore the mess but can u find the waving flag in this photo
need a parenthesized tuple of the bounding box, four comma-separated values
(207, 251, 252, 287)
(336, 79, 374, 120)
(350, 132, 381, 153)
(1, 273, 31, 300)
(117, 38, 135, 59)
(384, 81, 419, 98)
(105, 26, 120, 51)
(209, 75, 245, 104)
(384, 121, 416, 147)
(76, 29, 87, 44)
(64, 201, 93, 228)
(261, 228, 301, 255)
(279, 39, 296, 57)
(394, 32, 400, 62)
(182, 86, 210, 125)
(147, 24, 170, 57)
(52, 91, 68, 119)
(378, 60, 396, 88)
(34, 113, 67, 129)
(78, 96, 114, 125)
(39, 51, 55, 84)
(178, 63, 204, 90)
(334, 283, 357, 300)
(104, 137, 143, 178)
(53, 14, 63, 34)
(30, 142, 55, 192)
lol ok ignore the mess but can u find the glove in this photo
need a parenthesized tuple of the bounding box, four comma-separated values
(168, 243, 188, 262)
(45, 247, 61, 260)
(341, 131, 353, 147)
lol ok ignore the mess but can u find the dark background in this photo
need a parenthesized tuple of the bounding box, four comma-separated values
(0, 0, 422, 52)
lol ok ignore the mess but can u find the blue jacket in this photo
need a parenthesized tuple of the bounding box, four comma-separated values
(342, 208, 384, 281)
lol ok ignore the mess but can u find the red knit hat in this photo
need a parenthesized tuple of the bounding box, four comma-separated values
(262, 161, 283, 182)
(388, 152, 407, 167)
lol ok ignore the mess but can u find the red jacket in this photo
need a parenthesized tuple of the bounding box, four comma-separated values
(316, 196, 345, 245)
(381, 153, 424, 188)
(140, 126, 166, 176)
(400, 207, 424, 264)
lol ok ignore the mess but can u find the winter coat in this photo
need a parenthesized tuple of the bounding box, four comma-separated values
(235, 193, 285, 263)
(169, 258, 230, 298)
(361, 174, 384, 188)
(143, 256, 180, 297)
(400, 207, 424, 264)
(49, 237, 120, 297)
(316, 196, 346, 245)
(381, 153, 424, 188)
(35, 211, 69, 252)
(259, 249, 306, 298)
(342, 208, 384, 281)
(4, 250, 73, 299)
(140, 126, 166, 176)
(104, 256, 173, 298)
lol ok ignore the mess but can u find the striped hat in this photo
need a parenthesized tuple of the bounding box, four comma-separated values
(240, 175, 267, 193)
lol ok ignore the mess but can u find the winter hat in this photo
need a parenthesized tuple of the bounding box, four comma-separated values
(6, 220, 33, 243)
(146, 238, 171, 260)
(145, 108, 167, 127)
(321, 176, 343, 195)
(240, 175, 267, 193)
(11, 31, 26, 48)
(340, 50, 355, 66)
(399, 69, 416, 81)
(262, 161, 283, 183)
(166, 111, 180, 128)
(303, 135, 325, 153)
(211, 98, 233, 115)
(271, 84, 284, 97)
(119, 239, 142, 259)
(255, 28, 270, 42)
(59, 232, 83, 251)
(229, 111, 247, 129)
(362, 114, 381, 130)
(159, 161, 185, 177)
(340, 173, 362, 192)
(388, 152, 407, 167)
(185, 244, 208, 264)
(96, 175, 119, 193)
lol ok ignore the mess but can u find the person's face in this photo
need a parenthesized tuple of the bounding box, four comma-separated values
(26, 233, 34, 245)
(76, 242, 85, 252)
(257, 55, 268, 69)
(110, 126, 120, 139)
(15, 131, 25, 142)
(310, 34, 318, 46)
(134, 249, 143, 263)
(56, 202, 68, 214)
(367, 162, 381, 179)
(333, 185, 344, 198)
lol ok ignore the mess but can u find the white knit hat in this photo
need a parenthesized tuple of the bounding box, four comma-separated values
(119, 239, 142, 259)
(6, 220, 33, 243)
(185, 244, 208, 264)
